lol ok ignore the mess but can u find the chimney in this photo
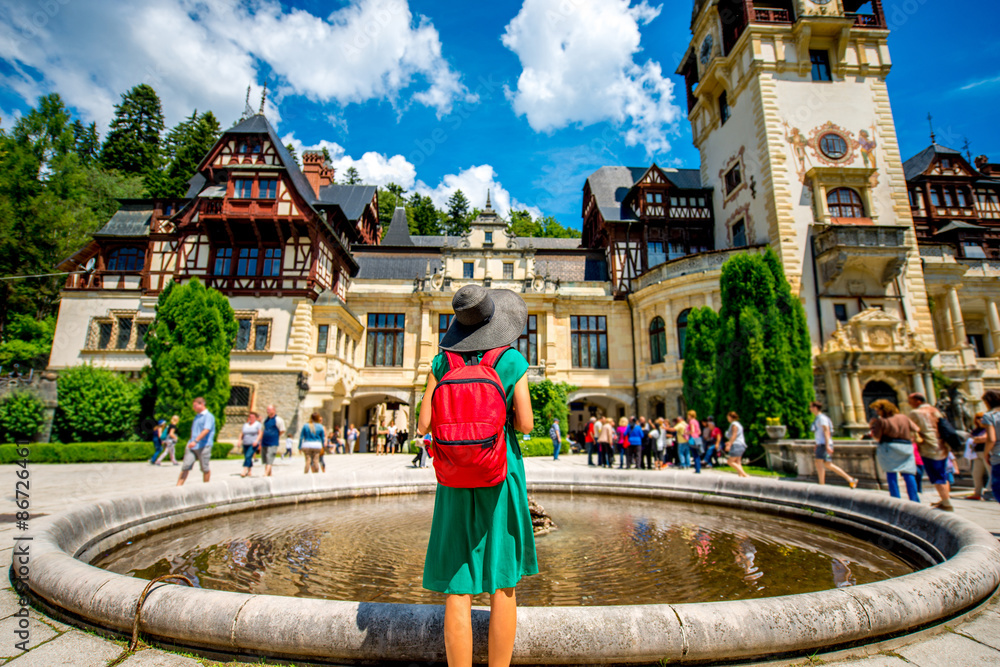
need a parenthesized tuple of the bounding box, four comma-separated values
(301, 151, 324, 196)
(974, 155, 989, 172)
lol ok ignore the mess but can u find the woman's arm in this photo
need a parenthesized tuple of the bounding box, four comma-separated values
(417, 374, 437, 436)
(985, 422, 997, 460)
(511, 375, 533, 434)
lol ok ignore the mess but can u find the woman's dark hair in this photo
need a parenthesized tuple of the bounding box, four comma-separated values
(810, 401, 823, 411)
(983, 390, 1000, 410)
(727, 411, 739, 421)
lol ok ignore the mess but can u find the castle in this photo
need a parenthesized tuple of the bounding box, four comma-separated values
(48, 0, 999, 447)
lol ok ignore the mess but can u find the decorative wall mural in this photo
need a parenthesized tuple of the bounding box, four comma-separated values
(783, 120, 880, 187)
(783, 122, 809, 182)
(807, 122, 858, 166)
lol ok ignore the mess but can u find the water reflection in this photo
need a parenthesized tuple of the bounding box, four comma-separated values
(94, 493, 913, 606)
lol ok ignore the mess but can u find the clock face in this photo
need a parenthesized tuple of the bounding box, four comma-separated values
(699, 34, 714, 65)
(811, 0, 832, 4)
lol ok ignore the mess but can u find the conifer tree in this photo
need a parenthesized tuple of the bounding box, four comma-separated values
(343, 166, 361, 185)
(99, 84, 164, 176)
(681, 307, 719, 421)
(445, 189, 470, 235)
(149, 110, 221, 198)
(143, 279, 238, 435)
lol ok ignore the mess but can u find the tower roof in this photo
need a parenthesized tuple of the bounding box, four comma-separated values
(381, 207, 414, 246)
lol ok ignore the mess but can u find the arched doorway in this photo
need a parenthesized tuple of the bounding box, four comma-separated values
(862, 381, 898, 422)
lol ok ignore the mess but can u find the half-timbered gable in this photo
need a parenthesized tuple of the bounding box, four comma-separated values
(905, 144, 1000, 259)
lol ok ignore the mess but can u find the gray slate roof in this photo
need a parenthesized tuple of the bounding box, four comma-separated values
(355, 254, 442, 280)
(380, 207, 413, 246)
(317, 184, 377, 221)
(515, 237, 582, 249)
(903, 144, 963, 181)
(535, 257, 608, 282)
(585, 165, 705, 222)
(935, 220, 983, 235)
(93, 203, 153, 238)
(411, 235, 463, 247)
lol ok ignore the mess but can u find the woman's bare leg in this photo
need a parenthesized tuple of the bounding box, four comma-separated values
(816, 460, 827, 485)
(489, 588, 517, 667)
(729, 457, 749, 478)
(444, 594, 473, 667)
(824, 460, 855, 484)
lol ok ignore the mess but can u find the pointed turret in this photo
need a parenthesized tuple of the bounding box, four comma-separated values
(381, 207, 414, 246)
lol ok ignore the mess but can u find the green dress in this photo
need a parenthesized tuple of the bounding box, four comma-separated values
(422, 348, 539, 595)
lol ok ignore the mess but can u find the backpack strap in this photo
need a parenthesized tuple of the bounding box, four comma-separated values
(480, 345, 511, 368)
(443, 351, 465, 373)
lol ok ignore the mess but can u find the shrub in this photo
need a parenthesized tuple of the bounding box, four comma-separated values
(54, 365, 140, 442)
(519, 436, 569, 457)
(0, 441, 233, 464)
(528, 380, 577, 438)
(681, 307, 719, 421)
(0, 391, 46, 442)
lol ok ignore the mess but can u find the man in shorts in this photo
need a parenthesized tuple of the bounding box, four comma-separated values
(908, 393, 953, 511)
(177, 397, 216, 486)
(260, 404, 285, 477)
(810, 401, 857, 488)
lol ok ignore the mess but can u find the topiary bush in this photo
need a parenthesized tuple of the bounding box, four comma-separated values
(0, 391, 45, 442)
(0, 441, 233, 464)
(527, 379, 577, 438)
(54, 365, 141, 442)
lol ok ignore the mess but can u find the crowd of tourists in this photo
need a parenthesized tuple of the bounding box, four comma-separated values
(574, 410, 750, 478)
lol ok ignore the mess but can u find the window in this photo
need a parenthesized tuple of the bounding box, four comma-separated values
(956, 189, 968, 207)
(648, 241, 666, 267)
(135, 323, 149, 351)
(810, 50, 832, 81)
(106, 247, 145, 272)
(254, 324, 269, 351)
(942, 188, 954, 207)
(438, 314, 453, 345)
(649, 316, 667, 364)
(677, 309, 691, 360)
(570, 316, 608, 369)
(503, 263, 514, 280)
(366, 313, 405, 367)
(516, 315, 538, 365)
(235, 319, 252, 350)
(962, 241, 987, 259)
(834, 304, 849, 323)
(317, 324, 329, 354)
(214, 247, 233, 275)
(968, 334, 987, 358)
(259, 179, 277, 199)
(930, 188, 941, 207)
(97, 322, 113, 350)
(827, 188, 865, 218)
(819, 133, 848, 160)
(262, 248, 282, 276)
(940, 158, 951, 170)
(237, 247, 259, 276)
(228, 385, 252, 408)
(463, 262, 474, 279)
(668, 242, 685, 261)
(485, 232, 493, 244)
(719, 91, 730, 124)
(725, 164, 742, 194)
(732, 219, 747, 247)
(116, 317, 132, 350)
(233, 178, 253, 199)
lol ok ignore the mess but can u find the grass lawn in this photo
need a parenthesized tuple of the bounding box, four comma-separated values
(714, 464, 795, 479)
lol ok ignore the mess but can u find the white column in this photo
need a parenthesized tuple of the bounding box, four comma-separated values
(663, 301, 675, 360)
(923, 371, 937, 404)
(987, 299, 1000, 358)
(947, 286, 967, 349)
(912, 373, 926, 398)
(849, 371, 865, 424)
(839, 372, 856, 426)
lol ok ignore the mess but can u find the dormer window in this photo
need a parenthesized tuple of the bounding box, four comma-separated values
(485, 232, 493, 244)
(107, 247, 145, 272)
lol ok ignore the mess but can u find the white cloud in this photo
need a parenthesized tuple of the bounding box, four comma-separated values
(0, 0, 472, 131)
(282, 132, 417, 190)
(415, 165, 543, 220)
(501, 0, 681, 155)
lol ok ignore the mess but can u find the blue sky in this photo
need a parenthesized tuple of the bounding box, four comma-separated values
(0, 0, 997, 228)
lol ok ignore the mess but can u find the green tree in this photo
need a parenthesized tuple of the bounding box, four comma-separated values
(100, 84, 164, 176)
(409, 192, 443, 236)
(0, 391, 46, 443)
(343, 166, 362, 185)
(143, 278, 238, 437)
(0, 315, 55, 370)
(508, 209, 542, 237)
(445, 189, 471, 235)
(681, 307, 718, 421)
(285, 142, 299, 166)
(72, 120, 100, 165)
(149, 110, 221, 198)
(527, 379, 577, 438)
(54, 365, 141, 442)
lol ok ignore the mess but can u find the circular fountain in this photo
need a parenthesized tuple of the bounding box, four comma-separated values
(17, 467, 1000, 665)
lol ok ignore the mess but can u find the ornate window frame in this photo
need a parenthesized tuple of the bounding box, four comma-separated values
(719, 147, 747, 204)
(232, 310, 273, 353)
(805, 166, 878, 224)
(84, 311, 153, 353)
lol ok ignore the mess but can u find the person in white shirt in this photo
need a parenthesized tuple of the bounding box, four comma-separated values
(810, 401, 857, 488)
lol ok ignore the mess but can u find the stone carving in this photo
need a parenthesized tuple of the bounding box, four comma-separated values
(822, 309, 929, 355)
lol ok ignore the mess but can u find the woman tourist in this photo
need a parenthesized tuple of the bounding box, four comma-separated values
(154, 415, 180, 465)
(625, 416, 643, 469)
(724, 412, 749, 478)
(687, 410, 702, 474)
(701, 416, 722, 468)
(149, 419, 166, 465)
(981, 390, 1000, 505)
(299, 413, 325, 474)
(598, 417, 615, 468)
(865, 399, 920, 502)
(966, 413, 989, 500)
(616, 416, 628, 469)
(674, 416, 690, 469)
(416, 285, 537, 667)
(346, 423, 359, 455)
(240, 412, 262, 478)
(653, 417, 668, 469)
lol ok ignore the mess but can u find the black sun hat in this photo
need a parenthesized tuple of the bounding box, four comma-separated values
(439, 284, 528, 352)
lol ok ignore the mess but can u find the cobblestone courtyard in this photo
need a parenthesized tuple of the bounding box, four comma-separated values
(2, 452, 999, 666)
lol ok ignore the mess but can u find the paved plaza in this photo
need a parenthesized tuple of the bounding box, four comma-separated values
(1, 452, 999, 666)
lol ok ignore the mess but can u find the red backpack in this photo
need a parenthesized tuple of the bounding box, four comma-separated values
(430, 346, 510, 488)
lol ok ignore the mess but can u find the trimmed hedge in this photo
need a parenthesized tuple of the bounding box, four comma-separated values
(0, 441, 235, 464)
(519, 436, 569, 457)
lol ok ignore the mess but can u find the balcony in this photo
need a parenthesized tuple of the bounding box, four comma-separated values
(812, 225, 908, 295)
(633, 246, 766, 292)
(753, 8, 791, 23)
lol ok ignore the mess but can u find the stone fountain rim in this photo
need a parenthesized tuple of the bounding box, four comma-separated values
(16, 469, 1000, 665)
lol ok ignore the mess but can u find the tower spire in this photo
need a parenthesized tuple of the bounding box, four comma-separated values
(259, 81, 268, 115)
(485, 189, 492, 211)
(241, 85, 254, 120)
(927, 112, 936, 144)
(963, 137, 973, 162)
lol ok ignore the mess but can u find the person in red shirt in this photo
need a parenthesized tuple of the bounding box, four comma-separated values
(584, 416, 597, 466)
(700, 417, 723, 468)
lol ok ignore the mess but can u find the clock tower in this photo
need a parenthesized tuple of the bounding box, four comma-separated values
(678, 0, 933, 347)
